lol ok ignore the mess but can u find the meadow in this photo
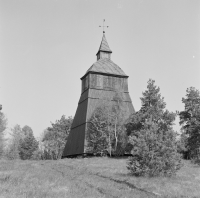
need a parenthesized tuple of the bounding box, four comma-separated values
(0, 157, 200, 198)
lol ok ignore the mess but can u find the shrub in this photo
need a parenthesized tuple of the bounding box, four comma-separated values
(192, 158, 200, 165)
(191, 153, 200, 165)
(31, 150, 44, 160)
(127, 123, 182, 177)
(126, 79, 182, 177)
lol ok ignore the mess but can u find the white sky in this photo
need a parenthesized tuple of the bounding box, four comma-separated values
(0, 0, 200, 137)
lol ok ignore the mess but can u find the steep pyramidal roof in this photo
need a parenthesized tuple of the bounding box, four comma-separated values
(96, 33, 112, 55)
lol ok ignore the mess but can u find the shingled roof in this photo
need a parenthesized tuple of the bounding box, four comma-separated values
(82, 58, 128, 79)
(96, 33, 112, 55)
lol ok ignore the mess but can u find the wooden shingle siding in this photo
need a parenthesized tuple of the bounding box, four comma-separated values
(88, 89, 133, 103)
(79, 89, 89, 104)
(96, 75, 103, 88)
(85, 98, 134, 123)
(124, 79, 128, 92)
(83, 74, 128, 92)
(63, 124, 86, 156)
(71, 99, 88, 129)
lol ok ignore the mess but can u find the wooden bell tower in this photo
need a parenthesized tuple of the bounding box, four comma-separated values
(62, 32, 135, 157)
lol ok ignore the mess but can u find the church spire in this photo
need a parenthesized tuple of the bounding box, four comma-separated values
(96, 33, 112, 60)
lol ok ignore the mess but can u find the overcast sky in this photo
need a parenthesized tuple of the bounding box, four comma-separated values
(0, 0, 199, 137)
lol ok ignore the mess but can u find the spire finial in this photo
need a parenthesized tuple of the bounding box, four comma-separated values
(99, 19, 109, 33)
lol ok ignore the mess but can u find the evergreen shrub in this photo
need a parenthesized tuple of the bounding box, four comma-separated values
(126, 79, 182, 177)
(127, 123, 182, 177)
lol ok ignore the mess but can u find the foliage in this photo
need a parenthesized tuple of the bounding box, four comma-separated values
(31, 149, 44, 160)
(191, 157, 200, 165)
(6, 125, 38, 160)
(86, 93, 127, 156)
(18, 126, 38, 160)
(22, 125, 33, 136)
(179, 87, 200, 160)
(0, 109, 7, 134)
(126, 79, 182, 177)
(86, 105, 109, 155)
(127, 120, 182, 176)
(42, 115, 73, 159)
(0, 106, 7, 158)
(6, 125, 22, 160)
(176, 129, 190, 159)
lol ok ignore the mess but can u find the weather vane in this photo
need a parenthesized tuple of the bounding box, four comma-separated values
(99, 19, 109, 33)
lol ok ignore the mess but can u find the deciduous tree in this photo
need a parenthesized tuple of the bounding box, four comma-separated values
(42, 115, 73, 159)
(6, 124, 22, 160)
(86, 92, 127, 156)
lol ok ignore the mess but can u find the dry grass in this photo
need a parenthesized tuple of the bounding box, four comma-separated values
(0, 158, 200, 198)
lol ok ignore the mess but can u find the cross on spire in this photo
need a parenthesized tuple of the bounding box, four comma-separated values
(99, 19, 109, 33)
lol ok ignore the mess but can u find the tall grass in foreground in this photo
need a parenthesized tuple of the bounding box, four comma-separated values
(0, 158, 200, 198)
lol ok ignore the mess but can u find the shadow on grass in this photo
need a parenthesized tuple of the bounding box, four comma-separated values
(94, 172, 160, 197)
(63, 153, 133, 159)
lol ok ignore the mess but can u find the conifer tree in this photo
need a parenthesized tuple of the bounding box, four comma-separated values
(19, 126, 38, 160)
(126, 79, 182, 177)
(179, 87, 200, 160)
(176, 129, 189, 159)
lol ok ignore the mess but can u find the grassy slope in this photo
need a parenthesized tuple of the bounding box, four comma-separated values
(0, 158, 200, 198)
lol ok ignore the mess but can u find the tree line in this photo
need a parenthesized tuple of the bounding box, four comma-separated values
(0, 105, 73, 160)
(0, 79, 199, 176)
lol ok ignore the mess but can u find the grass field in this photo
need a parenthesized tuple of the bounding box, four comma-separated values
(0, 158, 200, 198)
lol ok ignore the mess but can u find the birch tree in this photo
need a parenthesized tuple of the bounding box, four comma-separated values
(86, 92, 126, 156)
(42, 115, 73, 159)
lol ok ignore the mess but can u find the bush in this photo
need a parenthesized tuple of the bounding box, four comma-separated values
(126, 79, 183, 177)
(31, 150, 44, 160)
(127, 123, 182, 177)
(191, 154, 200, 165)
(192, 158, 200, 165)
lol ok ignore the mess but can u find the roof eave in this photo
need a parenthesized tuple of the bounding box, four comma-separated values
(80, 71, 129, 80)
(96, 50, 112, 56)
